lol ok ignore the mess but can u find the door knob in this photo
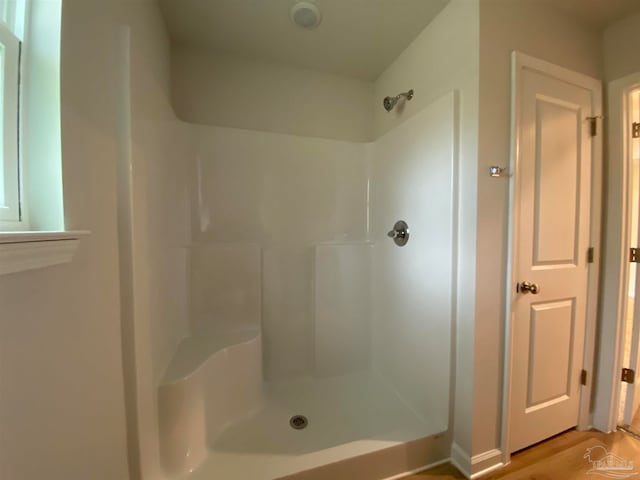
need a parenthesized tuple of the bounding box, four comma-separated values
(517, 281, 540, 295)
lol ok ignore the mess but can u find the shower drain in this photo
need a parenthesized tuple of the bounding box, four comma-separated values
(289, 414, 308, 430)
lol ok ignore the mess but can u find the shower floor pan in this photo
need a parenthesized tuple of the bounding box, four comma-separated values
(179, 371, 444, 480)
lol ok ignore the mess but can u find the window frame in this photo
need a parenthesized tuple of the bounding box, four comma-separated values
(0, 0, 86, 277)
(0, 19, 20, 224)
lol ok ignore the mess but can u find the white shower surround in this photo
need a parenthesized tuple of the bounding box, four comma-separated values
(155, 92, 457, 479)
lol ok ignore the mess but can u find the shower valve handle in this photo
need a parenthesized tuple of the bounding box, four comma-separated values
(387, 220, 409, 247)
(387, 229, 405, 239)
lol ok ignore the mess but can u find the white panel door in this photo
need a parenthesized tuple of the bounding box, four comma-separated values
(509, 54, 601, 453)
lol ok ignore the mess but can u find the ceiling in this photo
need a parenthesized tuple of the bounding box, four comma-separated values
(159, 0, 640, 81)
(542, 0, 640, 30)
(159, 0, 450, 81)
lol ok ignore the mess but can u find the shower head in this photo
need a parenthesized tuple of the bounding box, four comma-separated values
(383, 96, 397, 112)
(383, 89, 414, 112)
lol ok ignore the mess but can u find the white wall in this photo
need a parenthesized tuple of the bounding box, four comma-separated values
(603, 13, 640, 81)
(171, 47, 373, 142)
(0, 1, 131, 479)
(373, 0, 479, 139)
(372, 0, 480, 464)
(0, 1, 187, 479)
(476, 0, 602, 459)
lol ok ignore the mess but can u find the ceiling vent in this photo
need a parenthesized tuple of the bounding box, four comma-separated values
(290, 2, 322, 30)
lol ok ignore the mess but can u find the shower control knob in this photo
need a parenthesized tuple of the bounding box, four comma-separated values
(387, 220, 409, 247)
(517, 281, 540, 295)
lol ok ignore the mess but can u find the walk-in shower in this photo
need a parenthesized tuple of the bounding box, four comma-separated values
(155, 96, 456, 477)
(129, 0, 462, 479)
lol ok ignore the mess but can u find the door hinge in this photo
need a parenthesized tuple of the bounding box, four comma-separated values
(631, 248, 640, 263)
(622, 368, 636, 384)
(633, 122, 640, 138)
(587, 247, 594, 263)
(587, 116, 603, 137)
(581, 369, 588, 386)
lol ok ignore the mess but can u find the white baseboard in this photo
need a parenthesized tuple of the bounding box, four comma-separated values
(450, 443, 504, 479)
(470, 449, 503, 479)
(450, 442, 471, 478)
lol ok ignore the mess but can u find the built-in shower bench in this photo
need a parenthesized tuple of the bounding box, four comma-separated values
(158, 321, 263, 476)
(161, 322, 261, 385)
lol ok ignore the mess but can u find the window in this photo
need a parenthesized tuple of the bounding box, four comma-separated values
(0, 0, 84, 276)
(0, 0, 66, 234)
(0, 0, 24, 225)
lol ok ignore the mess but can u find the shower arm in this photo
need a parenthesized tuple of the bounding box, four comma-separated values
(393, 90, 414, 102)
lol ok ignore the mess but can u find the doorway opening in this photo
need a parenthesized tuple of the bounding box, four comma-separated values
(618, 88, 640, 435)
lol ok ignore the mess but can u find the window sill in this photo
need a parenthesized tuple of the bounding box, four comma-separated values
(0, 230, 89, 276)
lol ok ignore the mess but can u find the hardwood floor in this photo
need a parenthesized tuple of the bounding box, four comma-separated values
(628, 404, 640, 433)
(404, 429, 640, 479)
(402, 462, 465, 480)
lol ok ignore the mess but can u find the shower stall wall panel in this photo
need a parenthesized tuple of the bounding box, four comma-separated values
(191, 125, 370, 380)
(314, 243, 372, 377)
(371, 92, 456, 428)
(127, 120, 193, 479)
(128, 117, 192, 383)
(189, 243, 262, 334)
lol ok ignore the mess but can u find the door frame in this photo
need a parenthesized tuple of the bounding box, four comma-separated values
(592, 72, 640, 433)
(500, 52, 603, 464)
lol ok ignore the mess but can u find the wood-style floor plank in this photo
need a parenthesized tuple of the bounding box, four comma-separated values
(405, 429, 640, 480)
(629, 405, 640, 433)
(402, 462, 466, 479)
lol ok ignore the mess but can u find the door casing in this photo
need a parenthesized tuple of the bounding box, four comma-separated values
(592, 72, 640, 433)
(501, 52, 602, 464)
(622, 90, 640, 427)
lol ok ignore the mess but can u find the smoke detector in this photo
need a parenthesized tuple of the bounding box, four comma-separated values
(290, 2, 322, 30)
